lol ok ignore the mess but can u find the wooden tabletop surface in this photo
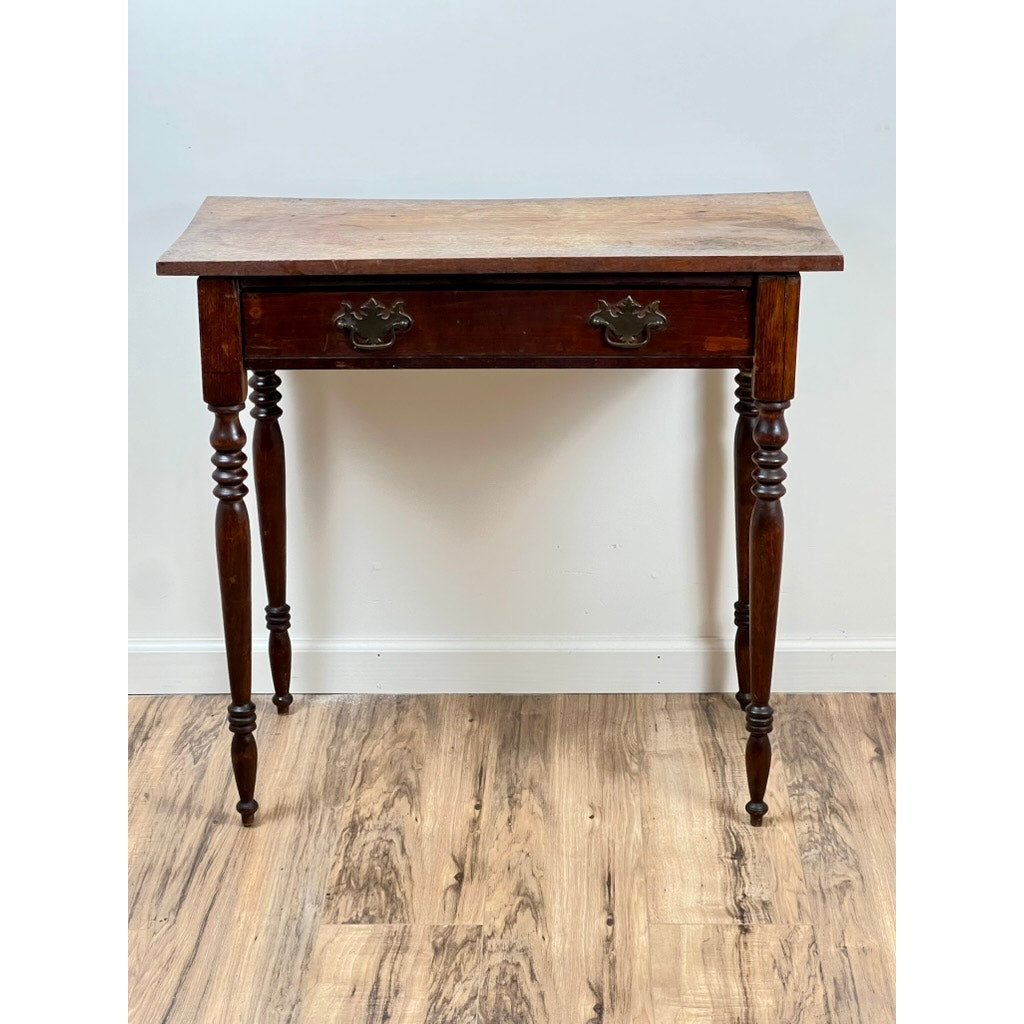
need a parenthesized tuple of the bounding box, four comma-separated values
(156, 192, 843, 277)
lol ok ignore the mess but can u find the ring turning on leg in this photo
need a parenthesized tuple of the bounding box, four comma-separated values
(745, 398, 789, 826)
(250, 371, 293, 714)
(733, 370, 757, 711)
(265, 603, 293, 713)
(744, 702, 773, 825)
(210, 402, 258, 826)
(227, 702, 259, 825)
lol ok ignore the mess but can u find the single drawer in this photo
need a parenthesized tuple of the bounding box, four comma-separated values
(242, 281, 754, 369)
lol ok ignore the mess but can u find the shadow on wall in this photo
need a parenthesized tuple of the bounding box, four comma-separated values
(283, 367, 733, 659)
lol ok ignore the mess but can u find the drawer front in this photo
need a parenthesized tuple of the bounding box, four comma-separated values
(242, 285, 753, 368)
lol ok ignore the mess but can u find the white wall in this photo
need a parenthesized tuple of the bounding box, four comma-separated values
(128, 0, 896, 694)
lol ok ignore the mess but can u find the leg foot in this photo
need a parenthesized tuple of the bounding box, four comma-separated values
(744, 704, 772, 827)
(211, 402, 257, 826)
(228, 702, 258, 826)
(744, 274, 798, 825)
(745, 397, 788, 826)
(265, 601, 293, 714)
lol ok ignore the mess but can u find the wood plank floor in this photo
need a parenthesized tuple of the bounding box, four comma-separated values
(128, 693, 894, 1024)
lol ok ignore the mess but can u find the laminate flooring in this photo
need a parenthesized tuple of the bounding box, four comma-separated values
(128, 693, 895, 1023)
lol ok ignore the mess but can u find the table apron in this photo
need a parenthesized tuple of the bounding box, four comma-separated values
(241, 284, 754, 369)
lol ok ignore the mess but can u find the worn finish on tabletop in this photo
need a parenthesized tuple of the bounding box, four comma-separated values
(165, 194, 844, 829)
(156, 193, 844, 277)
(128, 692, 895, 1024)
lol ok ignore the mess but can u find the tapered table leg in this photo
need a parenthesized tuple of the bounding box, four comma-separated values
(744, 273, 800, 827)
(732, 369, 756, 711)
(250, 371, 293, 714)
(210, 403, 258, 826)
(745, 400, 788, 826)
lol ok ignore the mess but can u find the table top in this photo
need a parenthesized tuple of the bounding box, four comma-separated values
(156, 192, 843, 278)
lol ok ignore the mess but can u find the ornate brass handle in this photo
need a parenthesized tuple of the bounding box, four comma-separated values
(334, 298, 413, 350)
(589, 296, 667, 349)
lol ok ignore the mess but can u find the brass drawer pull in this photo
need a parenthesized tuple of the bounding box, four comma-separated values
(334, 298, 413, 350)
(589, 296, 667, 349)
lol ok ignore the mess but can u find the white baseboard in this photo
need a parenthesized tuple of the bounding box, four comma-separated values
(127, 636, 895, 694)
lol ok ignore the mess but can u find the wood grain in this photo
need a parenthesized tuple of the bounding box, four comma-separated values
(752, 274, 801, 402)
(129, 696, 368, 1023)
(249, 370, 293, 714)
(209, 403, 257, 825)
(322, 696, 491, 926)
(156, 193, 844, 277)
(129, 693, 893, 1023)
(241, 283, 754, 369)
(775, 693, 895, 1024)
(197, 277, 245, 406)
(475, 696, 558, 1024)
(302, 926, 483, 1024)
(544, 694, 654, 1024)
(650, 924, 829, 1023)
(732, 369, 757, 711)
(641, 694, 806, 925)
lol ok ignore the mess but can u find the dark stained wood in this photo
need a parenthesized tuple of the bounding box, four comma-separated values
(732, 369, 757, 711)
(745, 399, 789, 827)
(241, 283, 754, 369)
(196, 278, 245, 406)
(200, 278, 259, 826)
(156, 193, 844, 277)
(744, 273, 801, 826)
(249, 371, 293, 714)
(753, 275, 801, 401)
(208, 403, 257, 826)
(163, 197, 842, 831)
(250, 353, 751, 372)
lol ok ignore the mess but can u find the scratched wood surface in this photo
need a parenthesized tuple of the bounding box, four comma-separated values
(155, 193, 844, 277)
(128, 693, 894, 1023)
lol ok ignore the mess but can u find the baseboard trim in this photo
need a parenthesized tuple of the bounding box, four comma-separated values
(128, 636, 895, 694)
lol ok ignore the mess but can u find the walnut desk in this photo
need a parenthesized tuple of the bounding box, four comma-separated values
(157, 193, 843, 828)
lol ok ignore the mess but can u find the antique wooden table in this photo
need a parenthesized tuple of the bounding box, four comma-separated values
(157, 193, 843, 828)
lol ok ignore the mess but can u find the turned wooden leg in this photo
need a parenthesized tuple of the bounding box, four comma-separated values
(210, 403, 258, 826)
(745, 400, 788, 827)
(250, 371, 293, 714)
(732, 369, 757, 711)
